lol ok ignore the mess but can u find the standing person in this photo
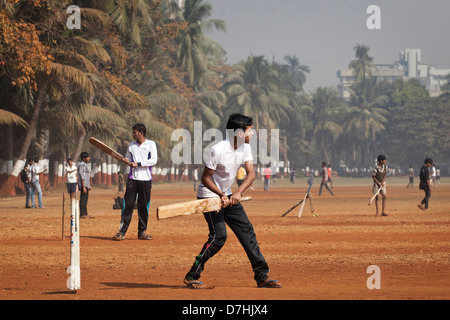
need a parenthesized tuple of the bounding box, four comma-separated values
(78, 152, 93, 219)
(22, 159, 33, 208)
(113, 123, 157, 241)
(430, 164, 437, 188)
(418, 158, 433, 211)
(407, 165, 414, 189)
(372, 155, 387, 217)
(436, 167, 441, 185)
(290, 168, 295, 184)
(307, 170, 314, 187)
(30, 158, 46, 209)
(64, 158, 78, 199)
(327, 164, 337, 189)
(193, 166, 198, 191)
(184, 113, 282, 289)
(236, 165, 246, 187)
(318, 162, 334, 196)
(263, 164, 271, 191)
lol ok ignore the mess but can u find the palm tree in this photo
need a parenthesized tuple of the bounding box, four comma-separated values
(173, 0, 226, 90)
(0, 2, 114, 194)
(223, 55, 291, 132)
(83, 0, 152, 46)
(349, 44, 374, 82)
(283, 55, 310, 90)
(307, 87, 344, 164)
(0, 109, 27, 128)
(345, 78, 389, 166)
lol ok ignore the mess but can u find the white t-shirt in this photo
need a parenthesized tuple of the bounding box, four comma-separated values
(431, 166, 436, 177)
(31, 163, 40, 182)
(193, 169, 198, 180)
(126, 139, 158, 181)
(196, 140, 253, 199)
(65, 164, 78, 183)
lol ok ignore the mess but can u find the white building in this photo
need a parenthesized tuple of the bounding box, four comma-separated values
(429, 68, 450, 97)
(337, 49, 450, 99)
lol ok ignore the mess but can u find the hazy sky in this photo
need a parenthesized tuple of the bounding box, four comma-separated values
(206, 0, 450, 91)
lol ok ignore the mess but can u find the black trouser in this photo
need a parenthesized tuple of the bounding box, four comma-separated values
(119, 179, 152, 235)
(420, 186, 431, 209)
(79, 188, 90, 216)
(185, 200, 270, 285)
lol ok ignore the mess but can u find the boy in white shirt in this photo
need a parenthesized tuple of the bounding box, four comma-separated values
(184, 113, 282, 289)
(64, 158, 78, 199)
(113, 123, 157, 241)
(30, 158, 46, 208)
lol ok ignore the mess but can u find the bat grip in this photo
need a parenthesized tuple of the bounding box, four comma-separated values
(281, 200, 303, 217)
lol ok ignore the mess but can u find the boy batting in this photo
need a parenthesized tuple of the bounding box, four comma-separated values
(183, 113, 282, 289)
(113, 123, 157, 241)
(372, 155, 388, 217)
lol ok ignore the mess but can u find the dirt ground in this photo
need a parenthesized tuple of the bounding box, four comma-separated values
(0, 176, 449, 301)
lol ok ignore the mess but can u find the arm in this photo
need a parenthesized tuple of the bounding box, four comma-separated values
(200, 167, 230, 208)
(426, 169, 432, 190)
(79, 166, 87, 192)
(121, 147, 133, 167)
(137, 141, 158, 167)
(372, 168, 382, 187)
(126, 141, 158, 169)
(230, 161, 255, 205)
(63, 166, 76, 178)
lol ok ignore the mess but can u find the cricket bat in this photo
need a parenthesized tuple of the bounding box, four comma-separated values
(281, 184, 312, 218)
(369, 182, 385, 205)
(298, 183, 313, 217)
(157, 196, 252, 220)
(89, 137, 128, 165)
(280, 199, 304, 217)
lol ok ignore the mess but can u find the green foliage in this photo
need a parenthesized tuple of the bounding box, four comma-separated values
(1, 2, 449, 173)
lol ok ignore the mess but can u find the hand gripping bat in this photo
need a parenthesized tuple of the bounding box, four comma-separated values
(157, 196, 252, 220)
(369, 182, 386, 205)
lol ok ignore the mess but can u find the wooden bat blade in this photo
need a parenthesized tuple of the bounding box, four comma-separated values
(157, 196, 252, 220)
(298, 193, 308, 217)
(369, 182, 385, 205)
(89, 137, 126, 164)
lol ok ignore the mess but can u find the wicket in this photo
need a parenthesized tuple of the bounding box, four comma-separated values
(66, 198, 81, 291)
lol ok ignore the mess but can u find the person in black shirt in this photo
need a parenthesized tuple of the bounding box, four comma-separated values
(418, 158, 433, 211)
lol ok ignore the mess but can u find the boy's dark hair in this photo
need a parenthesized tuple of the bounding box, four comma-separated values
(67, 158, 72, 162)
(133, 123, 146, 136)
(322, 162, 327, 167)
(80, 152, 90, 160)
(424, 157, 433, 165)
(226, 113, 253, 131)
(377, 155, 386, 162)
(34, 157, 39, 163)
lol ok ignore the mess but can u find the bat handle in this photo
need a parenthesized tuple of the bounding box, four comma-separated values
(281, 201, 302, 217)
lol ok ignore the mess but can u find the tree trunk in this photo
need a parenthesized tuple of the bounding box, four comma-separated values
(283, 133, 288, 177)
(72, 130, 86, 162)
(0, 83, 47, 196)
(321, 137, 330, 164)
